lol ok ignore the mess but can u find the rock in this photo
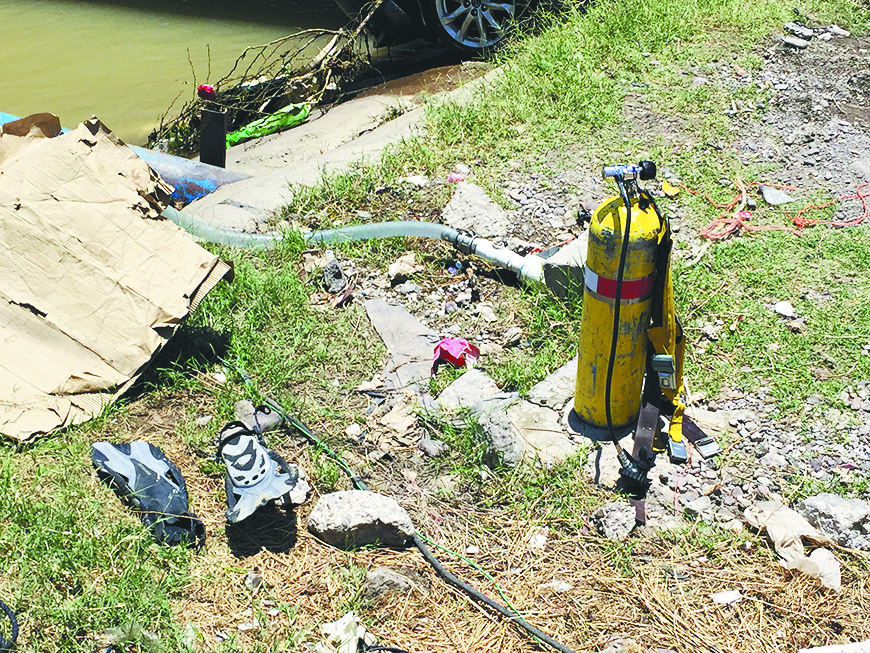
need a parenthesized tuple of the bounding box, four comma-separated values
(527, 356, 578, 409)
(782, 35, 810, 49)
(784, 22, 814, 40)
(510, 400, 579, 465)
(773, 300, 797, 318)
(759, 450, 788, 468)
(478, 409, 525, 468)
(234, 400, 282, 432)
(828, 24, 851, 37)
(592, 502, 637, 540)
(322, 259, 347, 294)
(308, 491, 414, 549)
(502, 326, 523, 346)
(394, 282, 421, 295)
(418, 438, 449, 458)
(761, 184, 796, 205)
(441, 182, 511, 237)
(363, 567, 425, 599)
(684, 495, 713, 518)
(437, 368, 501, 412)
(796, 493, 870, 550)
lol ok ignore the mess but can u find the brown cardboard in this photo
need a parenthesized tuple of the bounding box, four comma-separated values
(0, 117, 230, 440)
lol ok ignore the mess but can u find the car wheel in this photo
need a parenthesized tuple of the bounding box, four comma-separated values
(429, 0, 518, 52)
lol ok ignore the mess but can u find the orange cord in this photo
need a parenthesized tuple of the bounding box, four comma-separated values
(678, 181, 868, 240)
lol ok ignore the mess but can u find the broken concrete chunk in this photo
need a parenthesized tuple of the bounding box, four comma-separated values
(760, 184, 796, 205)
(478, 410, 525, 468)
(541, 232, 588, 298)
(527, 356, 578, 409)
(441, 182, 511, 237)
(782, 35, 810, 49)
(308, 490, 414, 549)
(796, 493, 870, 550)
(437, 368, 501, 413)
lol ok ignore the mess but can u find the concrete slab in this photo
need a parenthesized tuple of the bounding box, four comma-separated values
(527, 356, 577, 410)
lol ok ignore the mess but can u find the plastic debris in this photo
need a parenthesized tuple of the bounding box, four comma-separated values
(432, 337, 480, 373)
(743, 501, 841, 591)
(662, 180, 681, 197)
(226, 103, 310, 148)
(709, 589, 743, 605)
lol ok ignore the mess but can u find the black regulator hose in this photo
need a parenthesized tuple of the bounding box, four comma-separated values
(0, 600, 18, 652)
(604, 177, 634, 441)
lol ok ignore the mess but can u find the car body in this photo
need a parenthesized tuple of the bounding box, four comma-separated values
(334, 0, 520, 53)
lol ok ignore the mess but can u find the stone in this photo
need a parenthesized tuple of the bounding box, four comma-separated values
(418, 438, 449, 458)
(784, 22, 814, 40)
(502, 326, 523, 346)
(761, 185, 796, 205)
(782, 35, 810, 49)
(796, 493, 870, 550)
(759, 450, 788, 468)
(828, 24, 851, 37)
(684, 495, 713, 518)
(365, 299, 440, 392)
(441, 182, 511, 237)
(478, 410, 525, 468)
(363, 567, 426, 599)
(308, 491, 414, 549)
(437, 368, 501, 412)
(322, 259, 347, 294)
(394, 282, 421, 295)
(527, 356, 578, 409)
(592, 502, 637, 540)
(234, 400, 283, 432)
(509, 400, 579, 466)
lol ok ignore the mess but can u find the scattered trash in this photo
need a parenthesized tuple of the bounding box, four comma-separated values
(743, 501, 841, 591)
(541, 579, 573, 592)
(226, 103, 310, 148)
(446, 171, 465, 183)
(773, 300, 797, 318)
(244, 567, 263, 593)
(432, 337, 480, 373)
(400, 174, 429, 188)
(91, 441, 206, 547)
(388, 252, 423, 282)
(317, 611, 378, 653)
(760, 184, 796, 205)
(708, 589, 743, 605)
(662, 180, 681, 197)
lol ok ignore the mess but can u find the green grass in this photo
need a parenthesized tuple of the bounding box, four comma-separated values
(0, 435, 191, 652)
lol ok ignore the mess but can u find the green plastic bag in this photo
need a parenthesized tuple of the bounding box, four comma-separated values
(226, 103, 310, 148)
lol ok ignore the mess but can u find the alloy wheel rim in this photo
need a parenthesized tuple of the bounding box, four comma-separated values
(434, 0, 516, 48)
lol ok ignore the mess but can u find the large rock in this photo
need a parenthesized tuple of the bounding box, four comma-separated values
(796, 493, 870, 550)
(441, 182, 511, 237)
(308, 491, 414, 549)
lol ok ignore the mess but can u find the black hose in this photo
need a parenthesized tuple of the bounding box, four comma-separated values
(272, 407, 576, 653)
(604, 178, 634, 441)
(0, 600, 18, 652)
(413, 534, 577, 653)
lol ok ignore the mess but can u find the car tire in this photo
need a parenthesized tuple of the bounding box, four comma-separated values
(426, 0, 520, 53)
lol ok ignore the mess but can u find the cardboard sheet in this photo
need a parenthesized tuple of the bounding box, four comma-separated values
(0, 116, 230, 440)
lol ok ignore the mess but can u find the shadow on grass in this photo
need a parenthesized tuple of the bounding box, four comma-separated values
(225, 503, 299, 557)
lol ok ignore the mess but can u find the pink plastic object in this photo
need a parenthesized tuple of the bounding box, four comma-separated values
(446, 172, 465, 183)
(433, 337, 480, 373)
(197, 84, 216, 101)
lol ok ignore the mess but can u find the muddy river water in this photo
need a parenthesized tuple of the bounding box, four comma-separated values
(1, 0, 347, 144)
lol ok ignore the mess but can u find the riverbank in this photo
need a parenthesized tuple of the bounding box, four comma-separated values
(2, 0, 870, 651)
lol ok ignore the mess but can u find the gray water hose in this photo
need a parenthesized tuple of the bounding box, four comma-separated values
(162, 206, 544, 283)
